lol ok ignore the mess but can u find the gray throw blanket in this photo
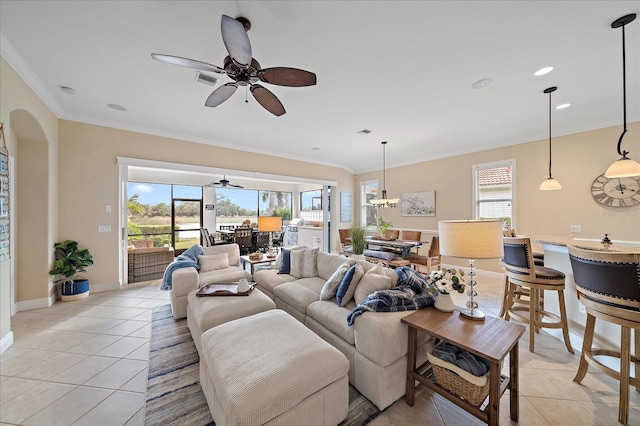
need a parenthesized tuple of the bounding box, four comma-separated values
(346, 267, 436, 326)
(160, 244, 203, 290)
(431, 341, 490, 376)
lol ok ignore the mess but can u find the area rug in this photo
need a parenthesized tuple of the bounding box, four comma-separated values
(145, 304, 382, 425)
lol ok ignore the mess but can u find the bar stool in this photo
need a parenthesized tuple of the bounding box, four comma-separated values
(503, 237, 573, 353)
(568, 245, 640, 425)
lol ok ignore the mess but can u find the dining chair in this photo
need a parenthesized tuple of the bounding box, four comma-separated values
(200, 228, 214, 247)
(338, 228, 351, 255)
(256, 232, 270, 252)
(503, 237, 573, 353)
(234, 227, 253, 255)
(401, 230, 422, 254)
(568, 245, 639, 425)
(407, 236, 440, 273)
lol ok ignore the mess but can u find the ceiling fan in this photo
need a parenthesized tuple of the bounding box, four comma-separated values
(207, 175, 243, 189)
(151, 15, 316, 116)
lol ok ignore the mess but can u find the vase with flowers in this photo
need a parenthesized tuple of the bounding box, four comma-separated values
(426, 268, 466, 312)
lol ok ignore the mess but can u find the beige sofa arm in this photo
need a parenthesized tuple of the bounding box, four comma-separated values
(170, 266, 200, 319)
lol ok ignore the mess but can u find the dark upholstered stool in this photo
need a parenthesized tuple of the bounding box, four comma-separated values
(568, 245, 640, 425)
(503, 237, 573, 354)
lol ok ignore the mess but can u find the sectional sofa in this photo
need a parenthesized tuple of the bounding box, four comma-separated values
(253, 249, 432, 410)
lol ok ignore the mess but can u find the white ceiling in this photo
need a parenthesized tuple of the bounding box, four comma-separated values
(1, 1, 639, 175)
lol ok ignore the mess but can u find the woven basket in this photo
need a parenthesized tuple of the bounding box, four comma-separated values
(431, 363, 490, 406)
(249, 252, 263, 260)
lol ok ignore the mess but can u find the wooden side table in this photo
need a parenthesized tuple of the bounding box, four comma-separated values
(240, 255, 276, 276)
(402, 308, 525, 426)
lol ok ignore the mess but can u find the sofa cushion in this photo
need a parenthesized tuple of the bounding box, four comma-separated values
(274, 280, 324, 314)
(317, 252, 352, 281)
(254, 269, 296, 297)
(290, 248, 319, 278)
(320, 261, 352, 301)
(306, 300, 356, 345)
(202, 243, 240, 266)
(198, 253, 228, 272)
(354, 272, 392, 305)
(336, 263, 364, 307)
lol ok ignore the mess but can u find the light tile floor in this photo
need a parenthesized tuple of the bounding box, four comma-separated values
(0, 276, 637, 425)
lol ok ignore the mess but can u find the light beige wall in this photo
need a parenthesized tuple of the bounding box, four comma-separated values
(356, 122, 640, 271)
(0, 57, 59, 346)
(58, 120, 355, 286)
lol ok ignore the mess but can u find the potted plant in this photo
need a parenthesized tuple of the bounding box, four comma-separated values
(349, 224, 366, 259)
(375, 216, 393, 239)
(49, 239, 93, 301)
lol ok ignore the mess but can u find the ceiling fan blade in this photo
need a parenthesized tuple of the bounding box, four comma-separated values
(221, 15, 252, 69)
(250, 85, 285, 116)
(205, 83, 238, 107)
(258, 68, 317, 87)
(151, 53, 225, 73)
(228, 183, 244, 189)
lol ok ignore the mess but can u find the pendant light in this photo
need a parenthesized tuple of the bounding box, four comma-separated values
(370, 141, 399, 208)
(605, 13, 640, 178)
(540, 86, 562, 190)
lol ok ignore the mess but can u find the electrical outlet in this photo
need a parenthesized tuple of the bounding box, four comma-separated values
(570, 225, 582, 233)
(578, 302, 586, 314)
(98, 225, 111, 232)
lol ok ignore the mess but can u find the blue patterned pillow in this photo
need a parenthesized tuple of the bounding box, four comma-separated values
(278, 249, 292, 274)
(336, 263, 364, 307)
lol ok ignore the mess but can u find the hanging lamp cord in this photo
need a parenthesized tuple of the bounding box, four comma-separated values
(616, 22, 629, 158)
(548, 90, 553, 178)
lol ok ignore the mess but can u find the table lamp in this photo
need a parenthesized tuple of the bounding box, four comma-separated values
(438, 220, 504, 321)
(258, 216, 282, 256)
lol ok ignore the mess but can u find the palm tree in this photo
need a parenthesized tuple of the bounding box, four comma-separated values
(128, 194, 144, 235)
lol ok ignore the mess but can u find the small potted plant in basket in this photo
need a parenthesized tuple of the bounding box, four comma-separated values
(426, 268, 466, 312)
(48, 240, 93, 301)
(349, 224, 366, 259)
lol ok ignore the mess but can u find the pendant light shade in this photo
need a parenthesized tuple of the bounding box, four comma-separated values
(540, 86, 561, 190)
(370, 141, 399, 208)
(605, 13, 640, 178)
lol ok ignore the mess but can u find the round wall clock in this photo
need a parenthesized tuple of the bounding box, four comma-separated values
(591, 174, 640, 207)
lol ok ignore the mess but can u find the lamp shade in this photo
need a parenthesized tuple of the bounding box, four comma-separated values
(438, 220, 504, 259)
(539, 177, 562, 190)
(604, 157, 640, 178)
(258, 216, 282, 232)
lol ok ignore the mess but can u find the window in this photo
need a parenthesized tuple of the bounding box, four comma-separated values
(300, 189, 323, 221)
(259, 190, 292, 219)
(473, 160, 515, 230)
(127, 182, 203, 251)
(360, 180, 378, 227)
(216, 188, 292, 229)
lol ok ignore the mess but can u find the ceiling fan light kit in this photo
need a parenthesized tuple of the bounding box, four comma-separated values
(152, 15, 316, 116)
(540, 86, 561, 191)
(605, 13, 640, 178)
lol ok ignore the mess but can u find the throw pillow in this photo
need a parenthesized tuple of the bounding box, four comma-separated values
(354, 272, 392, 305)
(319, 261, 353, 300)
(278, 249, 293, 274)
(277, 245, 306, 274)
(290, 248, 319, 278)
(336, 262, 364, 307)
(198, 253, 229, 272)
(367, 261, 387, 276)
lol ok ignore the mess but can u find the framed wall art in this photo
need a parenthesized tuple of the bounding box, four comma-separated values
(340, 192, 352, 222)
(401, 191, 435, 217)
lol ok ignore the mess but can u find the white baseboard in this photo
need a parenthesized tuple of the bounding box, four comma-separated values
(16, 296, 53, 312)
(0, 331, 14, 354)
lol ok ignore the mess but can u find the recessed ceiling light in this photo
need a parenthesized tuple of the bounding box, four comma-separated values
(471, 78, 493, 89)
(108, 103, 127, 111)
(535, 67, 553, 76)
(357, 129, 372, 135)
(311, 147, 320, 150)
(556, 103, 571, 109)
(59, 85, 76, 95)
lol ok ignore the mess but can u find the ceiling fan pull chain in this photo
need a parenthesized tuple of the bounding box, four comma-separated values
(245, 86, 249, 103)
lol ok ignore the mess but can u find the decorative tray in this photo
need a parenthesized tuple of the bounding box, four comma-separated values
(196, 282, 256, 297)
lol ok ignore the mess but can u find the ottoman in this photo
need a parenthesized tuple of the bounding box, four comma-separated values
(187, 288, 276, 353)
(200, 310, 350, 426)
